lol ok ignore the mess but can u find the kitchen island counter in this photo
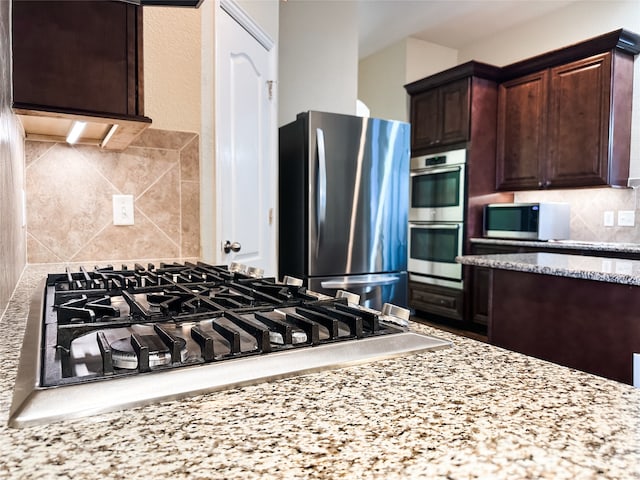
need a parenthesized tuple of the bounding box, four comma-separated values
(0, 265, 638, 479)
(457, 252, 640, 385)
(457, 251, 640, 286)
(470, 237, 640, 255)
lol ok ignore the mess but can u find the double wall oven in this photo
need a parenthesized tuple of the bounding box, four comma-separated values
(408, 149, 466, 289)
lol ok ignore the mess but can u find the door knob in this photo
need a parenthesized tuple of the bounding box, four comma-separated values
(223, 241, 241, 253)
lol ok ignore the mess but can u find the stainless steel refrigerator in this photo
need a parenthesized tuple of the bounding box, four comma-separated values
(278, 111, 410, 309)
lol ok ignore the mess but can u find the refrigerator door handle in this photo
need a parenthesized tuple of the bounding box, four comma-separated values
(315, 128, 327, 253)
(321, 275, 400, 289)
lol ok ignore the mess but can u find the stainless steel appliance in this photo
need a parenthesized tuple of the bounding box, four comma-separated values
(9, 262, 451, 428)
(408, 223, 463, 287)
(409, 149, 466, 223)
(408, 149, 466, 289)
(278, 111, 410, 309)
(483, 202, 571, 240)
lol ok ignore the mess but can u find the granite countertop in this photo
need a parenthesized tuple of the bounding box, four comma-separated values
(1, 265, 639, 479)
(457, 251, 640, 286)
(470, 237, 640, 254)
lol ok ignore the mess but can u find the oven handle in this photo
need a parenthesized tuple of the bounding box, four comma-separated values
(316, 128, 327, 256)
(410, 164, 463, 176)
(410, 223, 462, 230)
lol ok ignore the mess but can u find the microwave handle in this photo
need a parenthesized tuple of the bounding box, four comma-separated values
(411, 165, 462, 176)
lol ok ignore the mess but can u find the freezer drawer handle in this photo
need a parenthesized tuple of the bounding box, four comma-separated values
(321, 276, 400, 289)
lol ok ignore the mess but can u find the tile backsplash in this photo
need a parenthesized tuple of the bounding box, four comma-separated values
(515, 187, 640, 243)
(25, 128, 200, 264)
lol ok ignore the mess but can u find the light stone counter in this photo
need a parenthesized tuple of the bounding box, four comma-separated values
(457, 252, 640, 286)
(470, 237, 640, 255)
(1, 265, 639, 479)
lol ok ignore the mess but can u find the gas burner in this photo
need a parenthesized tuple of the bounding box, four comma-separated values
(110, 333, 188, 370)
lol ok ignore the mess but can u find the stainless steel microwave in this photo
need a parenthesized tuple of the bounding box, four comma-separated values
(483, 202, 570, 240)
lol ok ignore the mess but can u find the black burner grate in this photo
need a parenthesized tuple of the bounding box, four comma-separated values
(41, 262, 404, 387)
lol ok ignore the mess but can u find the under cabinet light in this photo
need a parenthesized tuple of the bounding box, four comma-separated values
(101, 124, 119, 148)
(66, 121, 87, 144)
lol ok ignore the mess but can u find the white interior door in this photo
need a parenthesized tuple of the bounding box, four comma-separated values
(215, 2, 276, 275)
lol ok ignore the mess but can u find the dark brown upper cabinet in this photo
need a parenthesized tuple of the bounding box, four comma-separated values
(12, 0, 151, 150)
(408, 78, 470, 151)
(495, 70, 548, 190)
(496, 30, 639, 190)
(405, 62, 501, 155)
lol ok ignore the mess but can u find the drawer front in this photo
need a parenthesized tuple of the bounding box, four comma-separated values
(409, 281, 463, 321)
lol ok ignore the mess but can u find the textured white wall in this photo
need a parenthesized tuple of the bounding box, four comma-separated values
(143, 7, 202, 133)
(358, 40, 407, 121)
(357, 37, 458, 122)
(404, 38, 458, 85)
(278, 0, 358, 126)
(237, 0, 278, 41)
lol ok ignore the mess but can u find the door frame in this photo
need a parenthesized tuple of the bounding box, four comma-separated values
(201, 0, 277, 273)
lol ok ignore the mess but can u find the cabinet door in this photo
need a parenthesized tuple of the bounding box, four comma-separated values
(410, 79, 470, 152)
(471, 267, 490, 325)
(469, 243, 529, 325)
(496, 70, 548, 190)
(546, 53, 612, 188)
(439, 78, 470, 146)
(410, 88, 440, 151)
(12, 0, 140, 117)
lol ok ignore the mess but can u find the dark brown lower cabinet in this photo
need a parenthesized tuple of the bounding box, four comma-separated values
(468, 242, 640, 327)
(471, 267, 490, 325)
(409, 281, 464, 321)
(488, 268, 640, 385)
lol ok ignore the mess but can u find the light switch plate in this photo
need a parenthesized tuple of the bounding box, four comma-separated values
(603, 211, 614, 226)
(617, 210, 635, 227)
(113, 195, 134, 226)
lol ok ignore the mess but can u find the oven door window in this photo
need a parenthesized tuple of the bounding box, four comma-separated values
(410, 226, 460, 264)
(411, 168, 461, 209)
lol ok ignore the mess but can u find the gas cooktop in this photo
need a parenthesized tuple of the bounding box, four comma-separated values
(9, 262, 451, 428)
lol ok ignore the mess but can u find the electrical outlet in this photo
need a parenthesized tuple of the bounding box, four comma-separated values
(113, 195, 134, 226)
(617, 210, 635, 227)
(603, 210, 614, 226)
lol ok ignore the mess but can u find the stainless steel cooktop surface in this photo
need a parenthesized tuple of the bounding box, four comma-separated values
(9, 262, 451, 428)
